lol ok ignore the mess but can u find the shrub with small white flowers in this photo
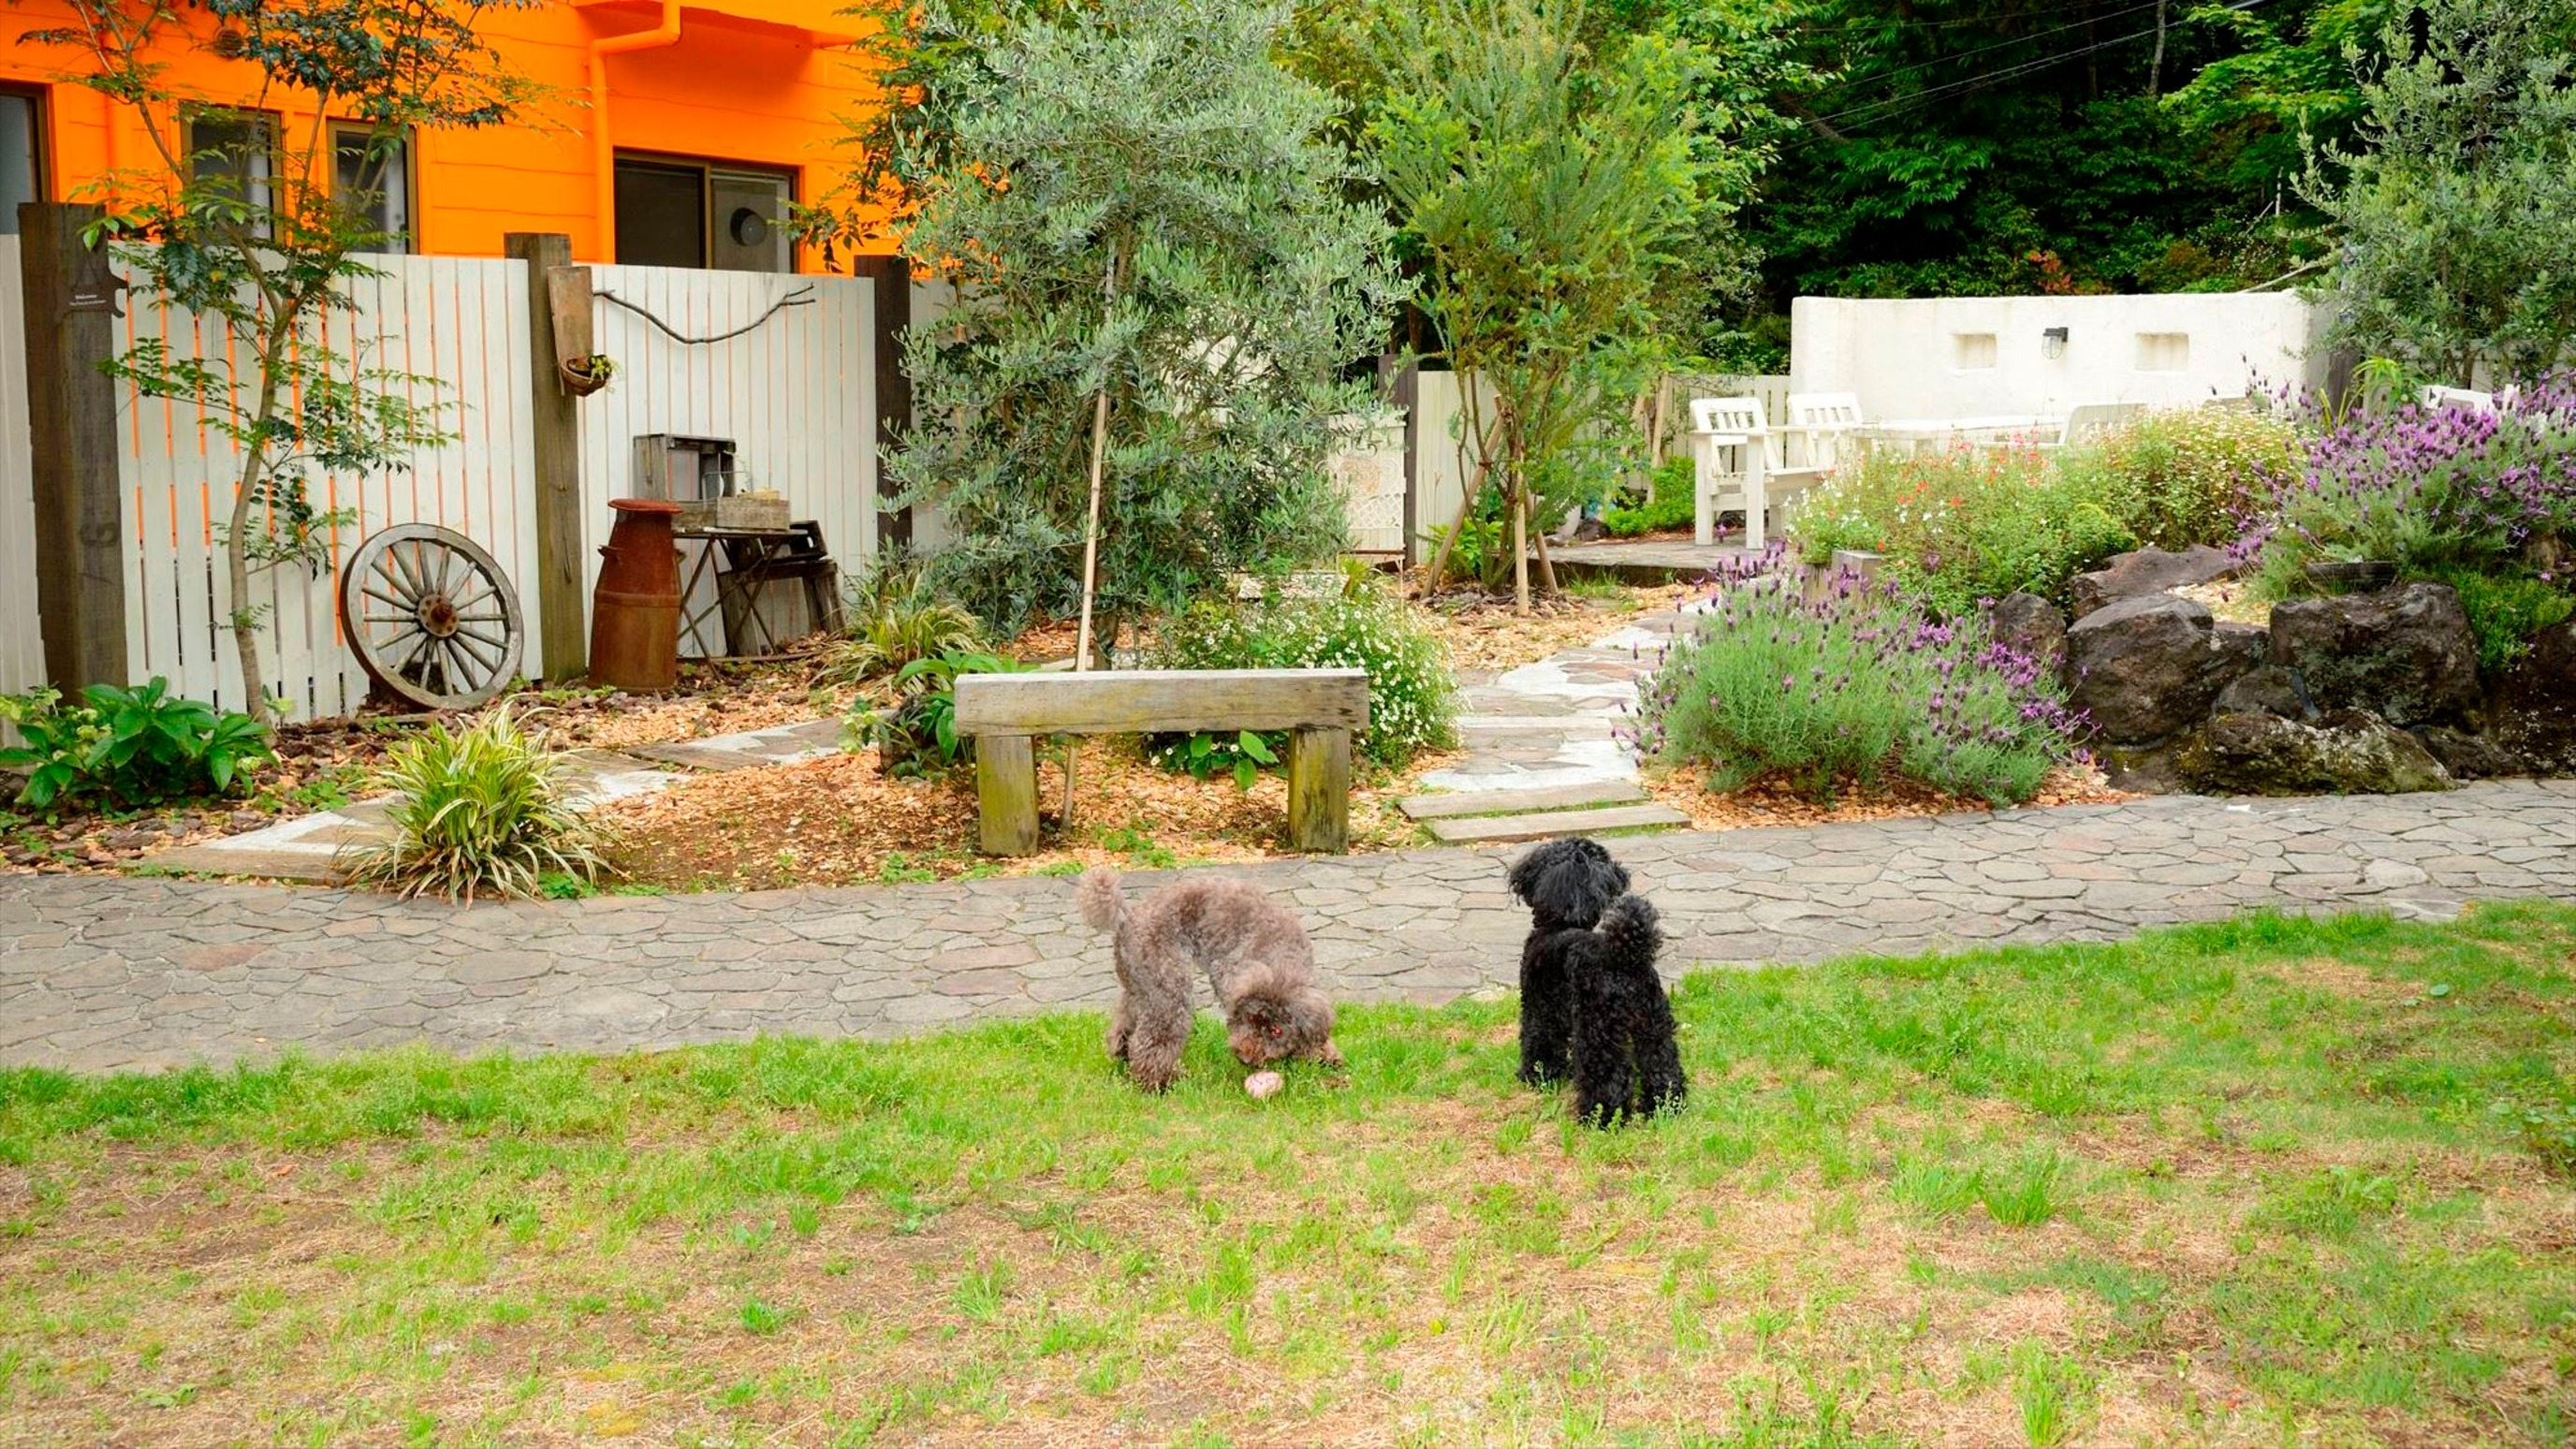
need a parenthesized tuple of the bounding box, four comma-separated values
(1625, 551, 2084, 805)
(1149, 581, 1458, 768)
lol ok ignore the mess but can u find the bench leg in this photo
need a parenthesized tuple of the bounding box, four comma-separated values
(976, 733, 1039, 856)
(1286, 725, 1351, 854)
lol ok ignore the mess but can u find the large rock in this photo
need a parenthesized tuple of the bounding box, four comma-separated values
(2417, 725, 2526, 782)
(2267, 582, 2481, 728)
(2496, 618, 2576, 771)
(2064, 593, 2265, 746)
(2214, 665, 2310, 721)
(2068, 545, 2237, 619)
(1985, 592, 2068, 666)
(2175, 710, 2455, 796)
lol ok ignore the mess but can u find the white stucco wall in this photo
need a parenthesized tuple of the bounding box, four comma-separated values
(1789, 293, 2332, 422)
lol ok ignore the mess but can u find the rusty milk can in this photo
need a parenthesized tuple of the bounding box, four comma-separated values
(590, 499, 684, 691)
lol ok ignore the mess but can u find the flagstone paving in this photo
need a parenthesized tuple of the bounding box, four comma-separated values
(5, 779, 2571, 1074)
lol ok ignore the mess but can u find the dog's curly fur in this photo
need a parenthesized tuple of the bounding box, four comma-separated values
(1505, 837, 1632, 1087)
(1079, 869, 1341, 1091)
(1559, 893, 1687, 1126)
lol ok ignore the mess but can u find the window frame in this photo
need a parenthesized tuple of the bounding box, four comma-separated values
(612, 149, 799, 272)
(181, 105, 283, 238)
(0, 83, 52, 225)
(327, 119, 420, 255)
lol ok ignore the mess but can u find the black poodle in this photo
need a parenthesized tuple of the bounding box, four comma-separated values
(1504, 836, 1631, 1088)
(1559, 893, 1687, 1126)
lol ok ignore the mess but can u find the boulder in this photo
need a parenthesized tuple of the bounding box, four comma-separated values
(2417, 725, 2526, 781)
(2496, 618, 2576, 771)
(2267, 582, 2481, 728)
(2068, 545, 2237, 619)
(2214, 665, 2311, 721)
(2064, 593, 2265, 746)
(2176, 709, 2455, 796)
(1985, 592, 2068, 666)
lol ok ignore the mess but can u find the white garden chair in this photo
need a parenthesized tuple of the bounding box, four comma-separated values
(1783, 391, 1866, 472)
(2040, 401, 2147, 452)
(1687, 396, 1828, 549)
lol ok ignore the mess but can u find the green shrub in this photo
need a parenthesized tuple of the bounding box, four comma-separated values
(0, 679, 272, 810)
(1602, 458, 1695, 537)
(1149, 579, 1456, 767)
(2056, 406, 2299, 549)
(341, 708, 608, 902)
(1792, 446, 2134, 617)
(842, 650, 1037, 778)
(2432, 566, 2576, 673)
(1629, 561, 2081, 805)
(819, 551, 984, 687)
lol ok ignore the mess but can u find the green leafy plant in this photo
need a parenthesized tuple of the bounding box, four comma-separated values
(1149, 580, 1456, 767)
(1602, 457, 1696, 538)
(820, 550, 985, 687)
(2433, 567, 2576, 674)
(1790, 445, 2135, 617)
(0, 679, 273, 810)
(2492, 1090, 2576, 1179)
(2055, 406, 2300, 551)
(842, 650, 1038, 778)
(340, 708, 609, 903)
(1149, 728, 1281, 791)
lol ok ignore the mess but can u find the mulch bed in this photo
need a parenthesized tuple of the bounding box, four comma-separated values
(1639, 762, 2131, 833)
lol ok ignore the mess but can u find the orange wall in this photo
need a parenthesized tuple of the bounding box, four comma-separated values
(0, 1, 891, 271)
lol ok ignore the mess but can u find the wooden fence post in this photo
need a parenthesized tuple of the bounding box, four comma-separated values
(859, 255, 913, 554)
(506, 232, 588, 681)
(19, 202, 127, 693)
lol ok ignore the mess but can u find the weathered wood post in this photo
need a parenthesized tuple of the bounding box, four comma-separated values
(506, 233, 588, 681)
(858, 255, 913, 554)
(19, 202, 128, 692)
(976, 733, 1040, 856)
(1285, 725, 1352, 854)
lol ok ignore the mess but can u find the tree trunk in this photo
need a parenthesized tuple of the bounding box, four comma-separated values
(226, 323, 294, 724)
(1065, 250, 1122, 827)
(1508, 434, 1530, 615)
(2146, 0, 2168, 97)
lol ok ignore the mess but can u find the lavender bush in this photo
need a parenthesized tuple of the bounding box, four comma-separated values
(1624, 552, 2084, 806)
(2249, 377, 2576, 665)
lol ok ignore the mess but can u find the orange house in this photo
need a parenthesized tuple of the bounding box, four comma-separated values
(0, 0, 892, 272)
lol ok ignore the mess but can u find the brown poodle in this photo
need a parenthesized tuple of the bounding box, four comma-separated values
(1078, 869, 1341, 1091)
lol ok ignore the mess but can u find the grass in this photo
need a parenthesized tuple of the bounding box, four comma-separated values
(4, 905, 2575, 1444)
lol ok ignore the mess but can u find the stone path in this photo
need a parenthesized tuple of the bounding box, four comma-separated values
(1402, 602, 1702, 839)
(7, 780, 2572, 1073)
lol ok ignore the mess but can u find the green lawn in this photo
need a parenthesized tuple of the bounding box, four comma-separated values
(5, 906, 2575, 1447)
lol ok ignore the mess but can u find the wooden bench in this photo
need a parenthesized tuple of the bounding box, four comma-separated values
(951, 668, 1371, 856)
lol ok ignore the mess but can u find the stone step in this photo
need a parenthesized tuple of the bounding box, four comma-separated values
(1423, 802, 1692, 844)
(1455, 714, 1617, 735)
(1398, 780, 1648, 820)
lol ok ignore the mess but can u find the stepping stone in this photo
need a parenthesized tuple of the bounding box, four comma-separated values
(1398, 780, 1648, 820)
(630, 717, 844, 772)
(1423, 802, 1690, 843)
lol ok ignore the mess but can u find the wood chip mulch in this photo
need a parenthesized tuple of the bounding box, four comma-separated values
(1414, 583, 1701, 677)
(1639, 762, 2131, 833)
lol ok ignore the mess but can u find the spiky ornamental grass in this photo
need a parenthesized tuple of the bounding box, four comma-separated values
(341, 708, 612, 902)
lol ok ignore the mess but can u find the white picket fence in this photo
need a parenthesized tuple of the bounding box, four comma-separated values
(0, 247, 881, 721)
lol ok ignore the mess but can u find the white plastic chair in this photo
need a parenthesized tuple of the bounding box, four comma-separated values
(2048, 401, 2147, 450)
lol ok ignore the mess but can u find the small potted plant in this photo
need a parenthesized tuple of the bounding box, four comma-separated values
(558, 352, 617, 398)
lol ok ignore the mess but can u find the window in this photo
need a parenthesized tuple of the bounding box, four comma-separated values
(0, 87, 45, 234)
(331, 124, 414, 253)
(614, 154, 794, 272)
(185, 109, 276, 236)
(1951, 332, 1998, 371)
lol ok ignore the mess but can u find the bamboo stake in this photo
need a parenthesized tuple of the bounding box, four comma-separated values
(1065, 251, 1120, 827)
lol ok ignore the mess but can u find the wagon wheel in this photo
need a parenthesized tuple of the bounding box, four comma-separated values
(339, 523, 524, 711)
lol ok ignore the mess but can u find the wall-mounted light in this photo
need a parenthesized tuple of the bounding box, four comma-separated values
(2042, 327, 2070, 360)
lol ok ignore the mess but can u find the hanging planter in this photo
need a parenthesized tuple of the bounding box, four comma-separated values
(558, 353, 617, 398)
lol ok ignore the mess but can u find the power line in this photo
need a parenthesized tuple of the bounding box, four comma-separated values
(1814, 0, 2173, 96)
(1812, 0, 2267, 132)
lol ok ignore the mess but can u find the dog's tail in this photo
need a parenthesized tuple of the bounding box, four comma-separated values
(1595, 893, 1664, 962)
(1077, 868, 1125, 933)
